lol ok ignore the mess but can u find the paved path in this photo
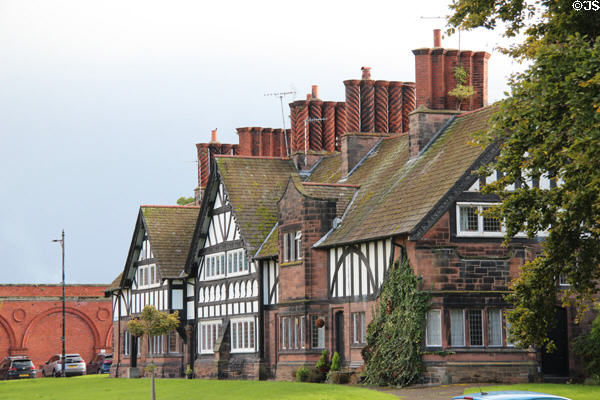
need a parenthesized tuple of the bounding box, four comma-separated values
(370, 383, 491, 400)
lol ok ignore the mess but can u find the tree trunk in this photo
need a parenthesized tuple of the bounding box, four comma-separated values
(151, 370, 156, 400)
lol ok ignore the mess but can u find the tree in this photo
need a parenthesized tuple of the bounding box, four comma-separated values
(448, 65, 475, 110)
(177, 196, 195, 206)
(127, 305, 179, 400)
(448, 1, 600, 350)
(362, 258, 430, 386)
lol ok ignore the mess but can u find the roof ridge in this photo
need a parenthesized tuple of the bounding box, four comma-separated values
(457, 105, 493, 118)
(382, 132, 409, 140)
(215, 155, 290, 160)
(302, 182, 360, 188)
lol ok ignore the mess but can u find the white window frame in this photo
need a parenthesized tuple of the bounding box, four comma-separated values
(226, 249, 248, 278)
(230, 317, 256, 353)
(468, 309, 484, 347)
(150, 335, 164, 355)
(310, 315, 325, 349)
(456, 202, 504, 237)
(352, 312, 366, 345)
(294, 231, 302, 260)
(136, 264, 160, 289)
(280, 316, 305, 350)
(450, 309, 465, 347)
(123, 331, 130, 356)
(204, 252, 226, 281)
(198, 319, 222, 354)
(426, 309, 442, 347)
(487, 309, 503, 347)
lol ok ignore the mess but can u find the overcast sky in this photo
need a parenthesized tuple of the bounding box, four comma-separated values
(0, 0, 524, 285)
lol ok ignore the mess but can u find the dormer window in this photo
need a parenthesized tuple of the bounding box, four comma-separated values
(283, 230, 302, 262)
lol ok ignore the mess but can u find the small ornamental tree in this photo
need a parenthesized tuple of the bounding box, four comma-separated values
(128, 305, 179, 400)
(315, 349, 330, 381)
(363, 258, 430, 386)
(448, 65, 475, 111)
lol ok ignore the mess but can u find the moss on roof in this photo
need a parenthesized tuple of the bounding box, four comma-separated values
(141, 206, 200, 278)
(317, 106, 495, 246)
(307, 153, 343, 183)
(255, 224, 278, 259)
(216, 157, 298, 254)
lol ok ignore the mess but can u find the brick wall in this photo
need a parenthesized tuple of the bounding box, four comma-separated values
(0, 284, 112, 370)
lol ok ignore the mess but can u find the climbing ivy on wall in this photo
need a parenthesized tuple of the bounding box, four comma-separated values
(362, 257, 430, 386)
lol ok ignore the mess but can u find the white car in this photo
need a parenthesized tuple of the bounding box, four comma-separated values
(41, 354, 86, 377)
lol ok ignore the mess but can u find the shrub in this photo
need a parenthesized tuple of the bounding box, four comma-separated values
(573, 307, 600, 378)
(330, 352, 341, 371)
(296, 366, 310, 382)
(326, 370, 351, 384)
(315, 349, 330, 381)
(307, 367, 322, 383)
(363, 257, 430, 387)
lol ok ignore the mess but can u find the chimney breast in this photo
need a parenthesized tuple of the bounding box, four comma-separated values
(433, 29, 441, 47)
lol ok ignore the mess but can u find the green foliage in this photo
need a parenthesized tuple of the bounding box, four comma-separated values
(447, 0, 600, 59)
(330, 352, 341, 372)
(127, 305, 180, 400)
(127, 305, 180, 338)
(573, 306, 600, 377)
(363, 258, 430, 386)
(476, 34, 600, 350)
(296, 366, 310, 382)
(315, 349, 331, 381)
(449, 0, 600, 350)
(176, 196, 195, 206)
(448, 65, 475, 110)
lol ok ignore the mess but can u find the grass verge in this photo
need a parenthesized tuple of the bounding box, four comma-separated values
(0, 374, 397, 400)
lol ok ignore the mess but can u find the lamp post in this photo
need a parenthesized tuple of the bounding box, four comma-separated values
(52, 230, 65, 378)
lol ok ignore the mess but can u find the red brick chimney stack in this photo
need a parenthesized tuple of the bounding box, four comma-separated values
(210, 129, 218, 143)
(413, 30, 490, 111)
(433, 29, 442, 47)
(311, 85, 319, 99)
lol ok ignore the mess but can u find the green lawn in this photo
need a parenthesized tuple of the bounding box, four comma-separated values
(0, 374, 396, 400)
(465, 383, 600, 400)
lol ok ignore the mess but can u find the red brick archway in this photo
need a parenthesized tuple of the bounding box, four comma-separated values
(0, 285, 112, 368)
(0, 315, 17, 359)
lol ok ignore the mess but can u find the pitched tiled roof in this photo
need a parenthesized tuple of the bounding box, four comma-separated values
(141, 205, 200, 278)
(106, 272, 123, 293)
(216, 156, 298, 254)
(308, 153, 343, 183)
(298, 182, 358, 218)
(316, 106, 495, 246)
(254, 224, 278, 259)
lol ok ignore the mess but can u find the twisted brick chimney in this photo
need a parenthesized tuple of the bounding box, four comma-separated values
(413, 29, 490, 111)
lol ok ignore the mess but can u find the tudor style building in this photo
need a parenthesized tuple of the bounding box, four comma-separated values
(107, 205, 199, 378)
(110, 30, 591, 383)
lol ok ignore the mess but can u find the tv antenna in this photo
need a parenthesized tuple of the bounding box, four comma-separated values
(419, 16, 461, 50)
(265, 90, 296, 156)
(304, 117, 327, 156)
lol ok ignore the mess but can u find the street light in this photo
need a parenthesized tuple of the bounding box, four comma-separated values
(52, 230, 65, 378)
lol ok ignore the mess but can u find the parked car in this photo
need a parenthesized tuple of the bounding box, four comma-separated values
(41, 354, 86, 377)
(0, 356, 36, 380)
(452, 391, 571, 400)
(87, 353, 112, 374)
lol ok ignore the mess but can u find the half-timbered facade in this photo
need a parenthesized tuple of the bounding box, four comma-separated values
(107, 205, 199, 378)
(109, 30, 591, 383)
(185, 156, 297, 379)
